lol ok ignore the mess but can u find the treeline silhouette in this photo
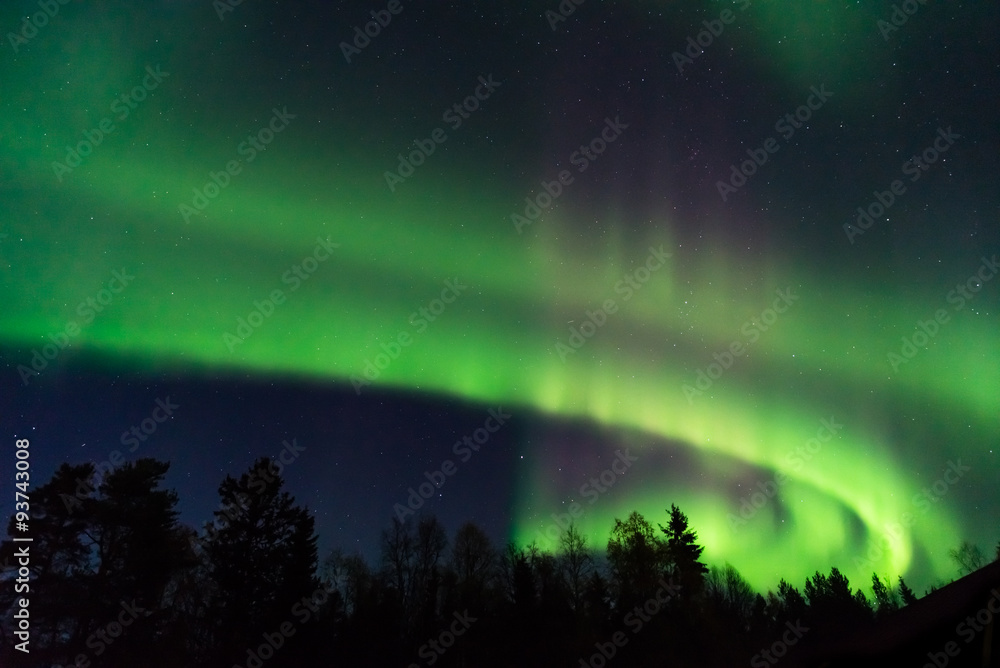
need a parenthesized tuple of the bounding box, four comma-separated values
(0, 456, 983, 668)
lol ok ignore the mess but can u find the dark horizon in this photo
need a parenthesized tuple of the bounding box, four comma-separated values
(1, 349, 992, 597)
(1, 0, 998, 665)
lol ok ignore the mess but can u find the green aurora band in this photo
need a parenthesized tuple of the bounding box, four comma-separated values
(1, 2, 994, 593)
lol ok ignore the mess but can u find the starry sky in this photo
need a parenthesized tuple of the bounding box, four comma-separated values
(1, 0, 997, 594)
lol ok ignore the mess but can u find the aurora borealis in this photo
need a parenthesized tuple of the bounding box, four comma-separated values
(1, 0, 997, 597)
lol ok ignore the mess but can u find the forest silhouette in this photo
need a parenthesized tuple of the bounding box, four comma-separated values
(1, 456, 994, 668)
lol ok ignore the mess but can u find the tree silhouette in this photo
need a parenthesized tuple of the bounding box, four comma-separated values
(949, 541, 986, 575)
(583, 569, 612, 626)
(897, 576, 918, 606)
(659, 504, 709, 600)
(3, 456, 982, 668)
(0, 463, 96, 667)
(0, 459, 190, 668)
(499, 542, 536, 610)
(804, 567, 871, 629)
(412, 514, 448, 638)
(89, 459, 191, 667)
(380, 517, 415, 608)
(607, 511, 667, 609)
(449, 521, 496, 614)
(706, 563, 756, 627)
(774, 578, 808, 624)
(871, 573, 900, 617)
(378, 513, 449, 648)
(558, 522, 593, 613)
(201, 457, 318, 668)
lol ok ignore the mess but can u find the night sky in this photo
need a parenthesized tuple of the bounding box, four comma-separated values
(1, 0, 997, 596)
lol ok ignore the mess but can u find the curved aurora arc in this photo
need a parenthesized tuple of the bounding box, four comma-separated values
(1, 2, 994, 593)
(3, 147, 989, 590)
